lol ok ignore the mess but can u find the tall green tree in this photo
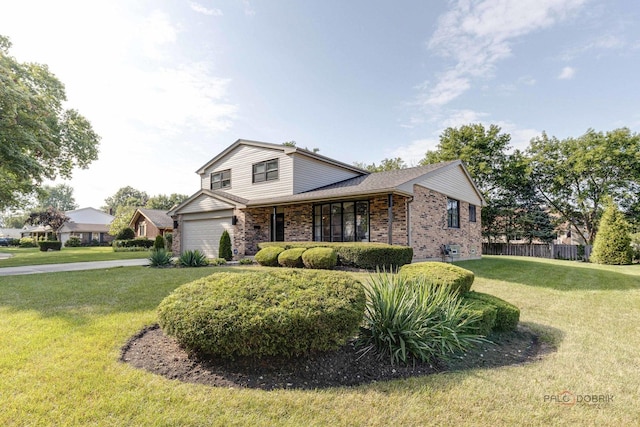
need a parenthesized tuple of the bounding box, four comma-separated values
(108, 205, 137, 237)
(146, 193, 189, 210)
(0, 36, 100, 210)
(527, 128, 640, 244)
(420, 123, 511, 193)
(353, 157, 407, 172)
(590, 201, 632, 265)
(102, 186, 149, 213)
(37, 184, 78, 211)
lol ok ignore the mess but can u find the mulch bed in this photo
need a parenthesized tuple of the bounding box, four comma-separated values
(120, 324, 552, 390)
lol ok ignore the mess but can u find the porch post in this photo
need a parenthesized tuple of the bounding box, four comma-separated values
(387, 193, 393, 245)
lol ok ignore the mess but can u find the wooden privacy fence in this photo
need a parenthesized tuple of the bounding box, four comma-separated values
(482, 243, 592, 261)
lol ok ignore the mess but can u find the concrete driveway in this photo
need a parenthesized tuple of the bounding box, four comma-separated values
(0, 259, 150, 276)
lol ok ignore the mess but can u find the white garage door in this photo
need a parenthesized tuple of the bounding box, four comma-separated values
(182, 217, 233, 258)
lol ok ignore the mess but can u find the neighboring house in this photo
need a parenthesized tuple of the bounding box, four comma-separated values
(169, 139, 485, 261)
(57, 207, 115, 245)
(129, 208, 173, 239)
(0, 228, 22, 239)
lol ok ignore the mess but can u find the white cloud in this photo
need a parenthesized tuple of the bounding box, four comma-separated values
(417, 0, 586, 108)
(189, 2, 223, 16)
(138, 10, 179, 60)
(558, 66, 576, 79)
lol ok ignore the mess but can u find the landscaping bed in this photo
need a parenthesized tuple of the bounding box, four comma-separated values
(121, 323, 550, 390)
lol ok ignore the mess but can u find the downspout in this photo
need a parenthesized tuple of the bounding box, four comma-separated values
(387, 193, 393, 245)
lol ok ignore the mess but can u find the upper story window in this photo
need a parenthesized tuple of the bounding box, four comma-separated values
(253, 159, 279, 183)
(210, 169, 231, 190)
(469, 204, 477, 222)
(447, 198, 460, 228)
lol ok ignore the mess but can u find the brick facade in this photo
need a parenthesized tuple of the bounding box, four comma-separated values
(409, 185, 482, 260)
(175, 186, 482, 261)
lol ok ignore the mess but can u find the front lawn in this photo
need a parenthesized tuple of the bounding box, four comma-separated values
(0, 246, 149, 268)
(1, 257, 639, 426)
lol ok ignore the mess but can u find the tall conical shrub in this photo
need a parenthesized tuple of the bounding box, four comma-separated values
(590, 202, 632, 265)
(219, 229, 232, 261)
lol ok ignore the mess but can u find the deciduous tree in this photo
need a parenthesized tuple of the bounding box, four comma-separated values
(0, 36, 100, 210)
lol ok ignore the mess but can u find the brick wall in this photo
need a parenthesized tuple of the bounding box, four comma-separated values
(369, 194, 409, 246)
(409, 185, 482, 260)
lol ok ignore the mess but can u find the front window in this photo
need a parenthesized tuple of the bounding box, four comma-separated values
(313, 201, 369, 242)
(447, 198, 460, 228)
(253, 159, 279, 183)
(211, 169, 231, 190)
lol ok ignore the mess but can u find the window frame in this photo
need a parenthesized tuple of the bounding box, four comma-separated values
(469, 204, 477, 223)
(447, 198, 460, 228)
(313, 200, 369, 242)
(252, 159, 279, 183)
(210, 169, 231, 190)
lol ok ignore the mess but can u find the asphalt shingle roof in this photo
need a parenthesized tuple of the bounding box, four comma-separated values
(137, 209, 173, 228)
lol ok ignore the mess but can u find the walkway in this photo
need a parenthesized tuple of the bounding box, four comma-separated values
(0, 259, 150, 276)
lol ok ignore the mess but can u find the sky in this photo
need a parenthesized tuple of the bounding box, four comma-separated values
(2, 0, 640, 209)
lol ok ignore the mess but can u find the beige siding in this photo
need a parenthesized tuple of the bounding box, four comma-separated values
(178, 194, 236, 214)
(200, 145, 294, 199)
(292, 154, 362, 193)
(404, 164, 482, 205)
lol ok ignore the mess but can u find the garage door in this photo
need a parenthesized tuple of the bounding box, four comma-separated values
(182, 217, 233, 258)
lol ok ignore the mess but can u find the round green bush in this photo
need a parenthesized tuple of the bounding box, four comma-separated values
(462, 291, 520, 332)
(254, 246, 284, 266)
(278, 248, 307, 268)
(302, 247, 338, 269)
(157, 269, 366, 359)
(399, 262, 475, 296)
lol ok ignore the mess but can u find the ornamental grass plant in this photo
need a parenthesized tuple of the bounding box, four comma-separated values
(359, 271, 484, 365)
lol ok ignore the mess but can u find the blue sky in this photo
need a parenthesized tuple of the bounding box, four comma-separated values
(2, 0, 640, 209)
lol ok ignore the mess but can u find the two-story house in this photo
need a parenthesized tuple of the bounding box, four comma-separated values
(169, 139, 484, 261)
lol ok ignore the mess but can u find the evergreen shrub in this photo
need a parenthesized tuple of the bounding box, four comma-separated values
(157, 269, 366, 359)
(278, 248, 307, 268)
(254, 246, 284, 266)
(302, 247, 338, 269)
(399, 262, 475, 295)
(218, 230, 233, 261)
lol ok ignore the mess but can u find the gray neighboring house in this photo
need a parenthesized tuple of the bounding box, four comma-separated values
(169, 139, 485, 261)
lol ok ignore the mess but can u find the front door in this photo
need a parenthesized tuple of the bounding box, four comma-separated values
(272, 212, 285, 241)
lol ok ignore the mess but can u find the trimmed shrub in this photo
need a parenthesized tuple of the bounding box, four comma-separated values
(278, 248, 307, 268)
(65, 236, 82, 247)
(302, 247, 338, 270)
(149, 248, 172, 267)
(254, 246, 285, 267)
(463, 291, 520, 332)
(19, 237, 37, 248)
(399, 262, 475, 295)
(210, 257, 227, 266)
(164, 233, 173, 250)
(116, 227, 135, 240)
(157, 269, 366, 359)
(218, 230, 232, 261)
(113, 238, 154, 249)
(37, 240, 62, 251)
(239, 258, 254, 265)
(461, 300, 498, 336)
(178, 250, 209, 267)
(258, 242, 413, 270)
(358, 272, 483, 365)
(153, 235, 165, 251)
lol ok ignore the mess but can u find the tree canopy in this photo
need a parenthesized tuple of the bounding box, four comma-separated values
(36, 184, 78, 211)
(146, 193, 189, 210)
(0, 36, 100, 210)
(102, 186, 149, 213)
(353, 157, 407, 172)
(527, 128, 640, 244)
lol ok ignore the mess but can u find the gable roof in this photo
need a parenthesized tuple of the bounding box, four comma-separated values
(195, 139, 368, 175)
(129, 208, 174, 229)
(65, 207, 114, 225)
(243, 160, 485, 207)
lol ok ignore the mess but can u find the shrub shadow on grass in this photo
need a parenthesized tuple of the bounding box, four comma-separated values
(458, 257, 640, 291)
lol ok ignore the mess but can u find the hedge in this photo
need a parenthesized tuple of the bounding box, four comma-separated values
(37, 241, 62, 251)
(302, 247, 338, 270)
(112, 238, 154, 249)
(399, 262, 475, 295)
(278, 248, 307, 268)
(463, 291, 520, 332)
(254, 246, 285, 266)
(259, 242, 413, 270)
(157, 269, 366, 359)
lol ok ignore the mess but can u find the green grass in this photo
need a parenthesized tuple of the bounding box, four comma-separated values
(0, 246, 149, 267)
(1, 256, 639, 426)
